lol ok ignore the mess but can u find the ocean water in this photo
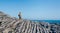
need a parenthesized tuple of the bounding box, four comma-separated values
(31, 20, 60, 24)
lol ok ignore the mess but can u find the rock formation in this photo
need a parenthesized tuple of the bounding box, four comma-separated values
(0, 11, 60, 33)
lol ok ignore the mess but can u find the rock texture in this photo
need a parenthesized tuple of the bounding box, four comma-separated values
(0, 11, 60, 33)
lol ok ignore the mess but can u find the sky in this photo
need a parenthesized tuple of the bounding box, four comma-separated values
(0, 0, 60, 20)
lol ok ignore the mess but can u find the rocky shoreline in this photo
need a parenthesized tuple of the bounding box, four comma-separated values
(0, 11, 60, 33)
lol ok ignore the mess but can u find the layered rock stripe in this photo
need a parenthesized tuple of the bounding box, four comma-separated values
(0, 12, 60, 33)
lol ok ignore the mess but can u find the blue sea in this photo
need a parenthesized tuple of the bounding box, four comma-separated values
(31, 20, 60, 24)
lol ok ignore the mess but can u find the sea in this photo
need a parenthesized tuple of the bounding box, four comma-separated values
(31, 20, 60, 24)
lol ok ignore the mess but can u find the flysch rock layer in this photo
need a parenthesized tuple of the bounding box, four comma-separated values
(0, 11, 60, 33)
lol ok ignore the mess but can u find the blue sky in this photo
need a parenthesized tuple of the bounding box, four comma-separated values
(0, 0, 60, 20)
